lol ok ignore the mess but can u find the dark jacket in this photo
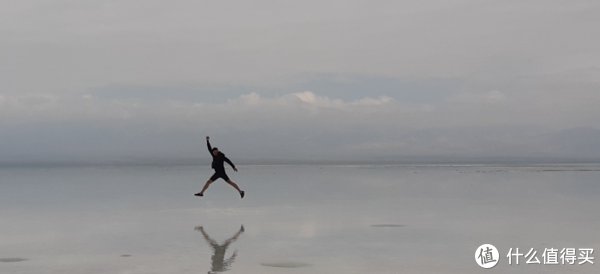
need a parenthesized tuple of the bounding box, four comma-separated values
(207, 140, 236, 172)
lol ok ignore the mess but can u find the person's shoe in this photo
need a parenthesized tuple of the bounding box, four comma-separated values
(194, 192, 203, 197)
(240, 190, 245, 199)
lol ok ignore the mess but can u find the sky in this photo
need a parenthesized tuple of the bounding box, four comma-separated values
(1, 0, 600, 164)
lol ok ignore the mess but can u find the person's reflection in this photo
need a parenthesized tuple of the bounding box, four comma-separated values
(195, 225, 244, 273)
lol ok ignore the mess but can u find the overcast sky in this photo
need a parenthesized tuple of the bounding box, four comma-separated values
(1, 0, 600, 164)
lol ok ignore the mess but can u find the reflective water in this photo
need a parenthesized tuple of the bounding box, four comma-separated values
(1, 164, 599, 273)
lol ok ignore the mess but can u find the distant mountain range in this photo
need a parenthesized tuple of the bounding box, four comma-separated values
(1, 126, 600, 166)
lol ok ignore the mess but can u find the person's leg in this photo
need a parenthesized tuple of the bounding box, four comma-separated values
(225, 179, 241, 192)
(225, 179, 245, 198)
(195, 176, 216, 196)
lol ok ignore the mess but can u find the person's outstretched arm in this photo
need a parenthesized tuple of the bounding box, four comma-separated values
(224, 156, 238, 172)
(223, 225, 244, 247)
(206, 136, 212, 154)
(195, 226, 219, 248)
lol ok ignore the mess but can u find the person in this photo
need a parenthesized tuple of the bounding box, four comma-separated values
(195, 225, 244, 273)
(195, 136, 245, 198)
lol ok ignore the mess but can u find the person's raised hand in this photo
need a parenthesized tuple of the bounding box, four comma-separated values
(233, 167, 238, 172)
(206, 136, 210, 140)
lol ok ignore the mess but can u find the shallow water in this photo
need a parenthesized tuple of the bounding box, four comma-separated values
(1, 164, 599, 273)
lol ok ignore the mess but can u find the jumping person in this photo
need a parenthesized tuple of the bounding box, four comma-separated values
(195, 136, 245, 198)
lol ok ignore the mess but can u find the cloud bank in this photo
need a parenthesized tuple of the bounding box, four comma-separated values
(2, 85, 600, 164)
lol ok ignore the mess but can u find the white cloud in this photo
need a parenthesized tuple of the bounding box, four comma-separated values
(290, 91, 394, 108)
(1, 87, 600, 162)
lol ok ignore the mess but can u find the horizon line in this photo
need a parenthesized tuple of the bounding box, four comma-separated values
(2, 156, 600, 168)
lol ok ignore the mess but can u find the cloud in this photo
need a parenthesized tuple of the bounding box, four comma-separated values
(2, 66, 599, 131)
(228, 91, 394, 110)
(1, 81, 600, 164)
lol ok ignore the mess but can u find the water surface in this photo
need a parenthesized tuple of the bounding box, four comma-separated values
(1, 164, 599, 273)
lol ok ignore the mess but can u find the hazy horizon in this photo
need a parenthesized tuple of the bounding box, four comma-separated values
(3, 155, 600, 168)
